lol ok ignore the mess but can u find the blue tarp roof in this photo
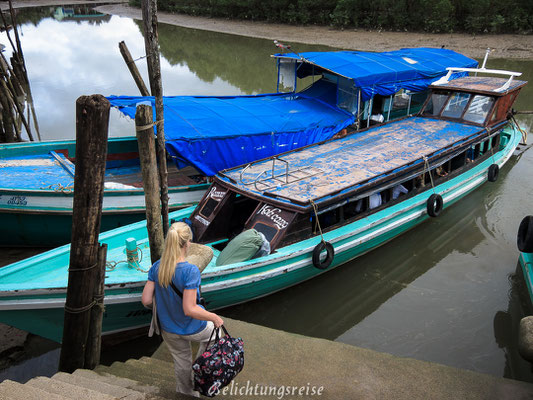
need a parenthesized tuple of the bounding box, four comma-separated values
(274, 47, 478, 100)
(108, 90, 354, 176)
(108, 48, 477, 176)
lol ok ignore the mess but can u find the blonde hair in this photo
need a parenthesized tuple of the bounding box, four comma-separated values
(158, 222, 192, 287)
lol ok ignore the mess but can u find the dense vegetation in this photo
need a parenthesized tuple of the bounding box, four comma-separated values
(130, 0, 532, 34)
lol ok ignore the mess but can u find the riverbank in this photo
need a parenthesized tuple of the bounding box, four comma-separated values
(1, 0, 127, 11)
(94, 3, 533, 60)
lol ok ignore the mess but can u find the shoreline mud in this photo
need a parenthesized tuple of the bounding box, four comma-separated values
(94, 3, 533, 60)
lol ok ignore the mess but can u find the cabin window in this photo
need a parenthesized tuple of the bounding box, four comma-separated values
(463, 95, 494, 124)
(423, 92, 449, 116)
(442, 92, 470, 119)
(277, 59, 297, 92)
(450, 151, 466, 171)
(337, 77, 358, 115)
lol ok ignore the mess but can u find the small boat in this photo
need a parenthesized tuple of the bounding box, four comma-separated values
(0, 137, 208, 246)
(1, 47, 477, 246)
(518, 216, 533, 307)
(0, 62, 526, 342)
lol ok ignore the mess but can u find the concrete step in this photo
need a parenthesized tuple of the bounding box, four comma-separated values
(26, 376, 116, 400)
(124, 358, 175, 383)
(52, 371, 145, 400)
(73, 369, 161, 395)
(0, 379, 69, 400)
(95, 363, 177, 398)
(137, 356, 175, 371)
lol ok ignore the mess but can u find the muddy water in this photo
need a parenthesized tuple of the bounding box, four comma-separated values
(1, 4, 533, 383)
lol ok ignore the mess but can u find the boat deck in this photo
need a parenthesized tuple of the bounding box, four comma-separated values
(0, 152, 198, 191)
(222, 117, 481, 205)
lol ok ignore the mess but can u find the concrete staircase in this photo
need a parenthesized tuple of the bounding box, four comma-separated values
(0, 354, 195, 400)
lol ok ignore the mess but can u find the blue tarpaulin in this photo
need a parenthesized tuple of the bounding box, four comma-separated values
(108, 91, 354, 176)
(108, 48, 477, 176)
(275, 47, 478, 100)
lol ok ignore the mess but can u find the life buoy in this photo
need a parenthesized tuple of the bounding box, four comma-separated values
(427, 193, 443, 218)
(312, 241, 334, 270)
(488, 164, 499, 182)
(518, 216, 533, 253)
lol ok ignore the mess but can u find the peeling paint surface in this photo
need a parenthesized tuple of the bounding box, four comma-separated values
(223, 117, 480, 203)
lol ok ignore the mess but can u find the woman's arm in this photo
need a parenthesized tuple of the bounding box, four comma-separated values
(182, 289, 224, 328)
(142, 280, 155, 308)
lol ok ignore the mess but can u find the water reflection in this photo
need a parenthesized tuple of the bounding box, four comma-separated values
(1, 3, 533, 381)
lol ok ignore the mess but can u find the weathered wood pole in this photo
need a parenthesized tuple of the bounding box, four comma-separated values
(84, 242, 107, 369)
(0, 84, 16, 143)
(59, 95, 110, 373)
(119, 41, 150, 97)
(142, 0, 169, 236)
(136, 104, 165, 262)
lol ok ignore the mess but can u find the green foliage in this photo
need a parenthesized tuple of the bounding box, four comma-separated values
(140, 0, 533, 34)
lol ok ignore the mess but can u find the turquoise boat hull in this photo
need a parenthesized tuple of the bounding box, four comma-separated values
(0, 137, 208, 246)
(0, 124, 521, 342)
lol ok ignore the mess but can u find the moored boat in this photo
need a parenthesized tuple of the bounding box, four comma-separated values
(1, 47, 477, 246)
(0, 63, 527, 342)
(518, 216, 533, 308)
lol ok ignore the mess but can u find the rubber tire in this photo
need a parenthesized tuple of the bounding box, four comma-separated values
(518, 216, 533, 253)
(312, 241, 335, 270)
(488, 164, 499, 182)
(426, 193, 443, 218)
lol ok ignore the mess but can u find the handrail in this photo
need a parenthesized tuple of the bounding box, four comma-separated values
(432, 67, 522, 93)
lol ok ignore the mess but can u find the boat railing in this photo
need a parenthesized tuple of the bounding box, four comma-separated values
(239, 156, 323, 192)
(433, 66, 522, 93)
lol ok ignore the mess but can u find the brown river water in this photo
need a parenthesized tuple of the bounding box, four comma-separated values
(1, 4, 533, 383)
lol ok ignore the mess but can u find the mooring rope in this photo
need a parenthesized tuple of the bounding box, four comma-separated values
(68, 262, 98, 272)
(309, 199, 326, 243)
(422, 156, 436, 194)
(44, 183, 74, 193)
(105, 246, 149, 273)
(511, 115, 528, 144)
(64, 300, 97, 314)
(135, 118, 164, 132)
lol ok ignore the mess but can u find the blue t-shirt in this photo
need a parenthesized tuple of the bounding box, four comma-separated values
(148, 260, 207, 335)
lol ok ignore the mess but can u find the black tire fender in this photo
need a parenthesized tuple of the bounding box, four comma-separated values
(488, 164, 499, 182)
(518, 216, 533, 253)
(427, 193, 443, 218)
(312, 241, 335, 270)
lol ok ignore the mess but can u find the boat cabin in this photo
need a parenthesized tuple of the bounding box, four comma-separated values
(190, 68, 527, 260)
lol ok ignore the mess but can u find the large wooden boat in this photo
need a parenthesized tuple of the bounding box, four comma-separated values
(2, 63, 523, 343)
(1, 47, 476, 246)
(518, 216, 533, 308)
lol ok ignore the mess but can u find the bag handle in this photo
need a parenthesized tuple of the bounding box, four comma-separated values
(205, 324, 230, 348)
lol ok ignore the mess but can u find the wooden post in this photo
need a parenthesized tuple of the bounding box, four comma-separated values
(136, 104, 164, 262)
(142, 0, 169, 236)
(59, 95, 109, 373)
(119, 41, 150, 97)
(84, 242, 107, 369)
(0, 85, 15, 143)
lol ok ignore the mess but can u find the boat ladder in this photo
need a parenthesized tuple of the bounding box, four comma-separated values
(239, 157, 323, 192)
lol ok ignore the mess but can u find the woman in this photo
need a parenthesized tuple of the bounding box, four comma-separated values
(142, 222, 224, 397)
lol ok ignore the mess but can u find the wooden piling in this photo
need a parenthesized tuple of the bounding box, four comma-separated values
(84, 242, 107, 369)
(136, 104, 164, 262)
(59, 95, 110, 373)
(119, 41, 150, 97)
(142, 0, 169, 236)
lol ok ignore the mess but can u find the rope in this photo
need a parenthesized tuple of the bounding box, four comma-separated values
(511, 115, 528, 144)
(135, 119, 164, 132)
(64, 300, 97, 314)
(105, 246, 149, 273)
(422, 156, 436, 194)
(310, 199, 325, 243)
(44, 183, 74, 193)
(68, 262, 98, 272)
